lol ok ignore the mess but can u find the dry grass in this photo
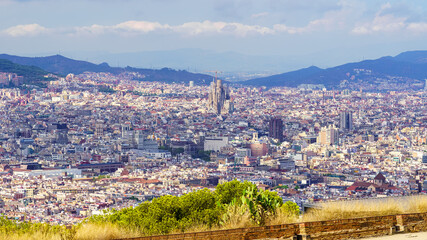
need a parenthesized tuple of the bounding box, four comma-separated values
(407, 195, 427, 213)
(171, 224, 220, 234)
(0, 222, 140, 240)
(302, 195, 427, 222)
(74, 223, 140, 240)
(267, 209, 299, 226)
(2, 195, 426, 240)
(220, 203, 254, 229)
(0, 232, 62, 240)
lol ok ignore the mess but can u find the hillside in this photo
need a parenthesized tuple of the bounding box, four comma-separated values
(0, 54, 214, 85)
(243, 50, 427, 90)
(243, 66, 323, 87)
(0, 59, 53, 87)
(394, 50, 427, 63)
(0, 54, 117, 75)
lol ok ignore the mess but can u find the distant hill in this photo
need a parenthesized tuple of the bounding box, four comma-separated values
(123, 66, 214, 84)
(85, 48, 298, 73)
(393, 50, 427, 63)
(0, 54, 214, 85)
(0, 54, 116, 75)
(243, 50, 427, 90)
(243, 66, 323, 87)
(0, 59, 53, 87)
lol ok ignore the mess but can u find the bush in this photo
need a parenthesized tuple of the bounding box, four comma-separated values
(88, 180, 287, 234)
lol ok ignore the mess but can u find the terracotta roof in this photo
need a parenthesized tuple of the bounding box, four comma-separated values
(346, 181, 398, 192)
(374, 173, 386, 181)
(346, 181, 374, 191)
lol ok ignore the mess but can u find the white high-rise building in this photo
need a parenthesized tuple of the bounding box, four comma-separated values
(317, 125, 339, 145)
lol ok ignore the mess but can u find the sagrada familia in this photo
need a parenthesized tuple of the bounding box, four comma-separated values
(207, 79, 234, 115)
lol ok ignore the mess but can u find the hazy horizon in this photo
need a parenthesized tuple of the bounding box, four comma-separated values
(1, 0, 427, 72)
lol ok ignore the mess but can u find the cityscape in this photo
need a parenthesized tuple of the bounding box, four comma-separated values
(0, 70, 425, 225)
(1, 0, 427, 239)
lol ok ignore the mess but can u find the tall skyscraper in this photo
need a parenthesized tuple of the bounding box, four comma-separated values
(95, 121, 104, 137)
(340, 111, 353, 131)
(207, 79, 233, 115)
(317, 125, 339, 145)
(53, 123, 68, 144)
(269, 118, 283, 142)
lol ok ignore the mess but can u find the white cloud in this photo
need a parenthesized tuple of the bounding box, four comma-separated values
(114, 21, 170, 33)
(407, 22, 427, 33)
(272, 24, 301, 34)
(3, 23, 48, 37)
(1, 18, 346, 38)
(8, 3, 426, 39)
(379, 2, 392, 13)
(73, 21, 170, 36)
(1, 2, 363, 38)
(74, 24, 109, 35)
(349, 3, 427, 35)
(173, 20, 274, 36)
(3, 21, 280, 38)
(272, 6, 353, 34)
(352, 14, 407, 34)
(75, 20, 276, 37)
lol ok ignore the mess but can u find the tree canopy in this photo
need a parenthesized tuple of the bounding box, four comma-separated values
(89, 180, 300, 235)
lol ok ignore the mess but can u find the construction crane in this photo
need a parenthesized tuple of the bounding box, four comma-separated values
(205, 70, 223, 82)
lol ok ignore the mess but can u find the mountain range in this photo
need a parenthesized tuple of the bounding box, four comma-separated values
(242, 51, 427, 90)
(59, 48, 303, 73)
(1, 51, 427, 90)
(0, 54, 214, 85)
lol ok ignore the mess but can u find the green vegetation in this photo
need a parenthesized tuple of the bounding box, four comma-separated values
(98, 86, 116, 93)
(92, 175, 110, 181)
(191, 150, 211, 161)
(88, 180, 294, 236)
(0, 180, 299, 239)
(4, 183, 427, 240)
(274, 185, 289, 190)
(158, 146, 211, 160)
(171, 147, 184, 156)
(0, 59, 51, 85)
(0, 216, 69, 240)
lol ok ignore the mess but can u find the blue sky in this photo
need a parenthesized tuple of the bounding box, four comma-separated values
(1, 0, 427, 68)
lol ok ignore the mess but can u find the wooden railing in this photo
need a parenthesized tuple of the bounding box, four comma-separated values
(115, 212, 427, 240)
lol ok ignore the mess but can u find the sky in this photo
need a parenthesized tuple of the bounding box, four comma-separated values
(1, 0, 427, 70)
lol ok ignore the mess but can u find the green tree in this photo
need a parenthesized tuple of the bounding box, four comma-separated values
(87, 181, 288, 234)
(171, 148, 184, 156)
(240, 186, 282, 226)
(280, 201, 300, 218)
(88, 188, 222, 235)
(214, 180, 256, 205)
